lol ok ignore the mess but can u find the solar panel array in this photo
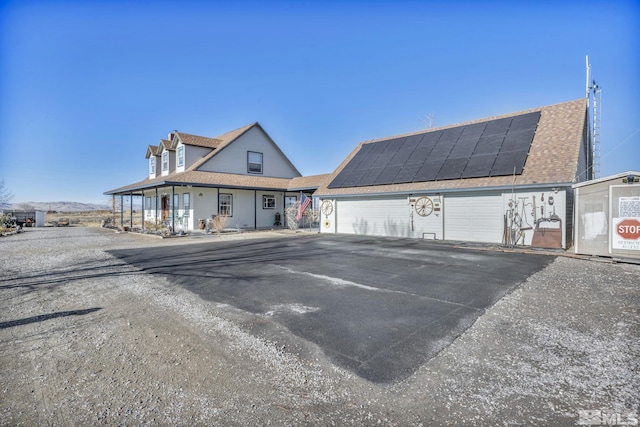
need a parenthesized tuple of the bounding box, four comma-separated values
(328, 111, 540, 189)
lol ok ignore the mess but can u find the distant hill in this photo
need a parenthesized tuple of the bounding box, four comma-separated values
(9, 201, 112, 212)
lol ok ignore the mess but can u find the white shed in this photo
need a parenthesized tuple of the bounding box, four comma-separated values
(573, 171, 640, 260)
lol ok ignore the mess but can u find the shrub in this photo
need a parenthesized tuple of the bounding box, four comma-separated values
(212, 215, 228, 234)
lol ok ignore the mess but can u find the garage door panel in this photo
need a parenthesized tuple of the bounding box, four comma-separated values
(337, 199, 409, 237)
(445, 194, 503, 243)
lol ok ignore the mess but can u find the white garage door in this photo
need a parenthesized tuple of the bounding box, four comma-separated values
(444, 194, 503, 243)
(336, 198, 409, 237)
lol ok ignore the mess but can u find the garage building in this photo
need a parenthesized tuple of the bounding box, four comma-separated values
(315, 99, 592, 249)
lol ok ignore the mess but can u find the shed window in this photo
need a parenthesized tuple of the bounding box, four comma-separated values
(219, 193, 232, 216)
(248, 151, 263, 174)
(263, 195, 275, 209)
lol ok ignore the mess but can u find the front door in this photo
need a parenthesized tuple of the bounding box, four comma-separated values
(161, 196, 169, 221)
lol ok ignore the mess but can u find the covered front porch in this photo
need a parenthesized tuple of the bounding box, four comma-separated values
(106, 183, 316, 234)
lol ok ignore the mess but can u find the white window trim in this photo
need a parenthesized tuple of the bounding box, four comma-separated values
(247, 151, 263, 174)
(183, 193, 190, 212)
(177, 145, 184, 168)
(263, 195, 276, 209)
(162, 151, 169, 172)
(219, 193, 233, 216)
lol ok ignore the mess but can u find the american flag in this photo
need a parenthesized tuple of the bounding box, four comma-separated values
(297, 193, 311, 220)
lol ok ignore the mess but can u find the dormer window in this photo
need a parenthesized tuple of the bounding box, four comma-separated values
(248, 151, 263, 174)
(162, 151, 169, 172)
(149, 157, 156, 175)
(177, 146, 184, 168)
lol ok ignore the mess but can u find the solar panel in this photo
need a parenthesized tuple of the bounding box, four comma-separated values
(459, 122, 486, 139)
(357, 167, 385, 186)
(502, 129, 536, 151)
(490, 149, 530, 176)
(341, 170, 368, 187)
(473, 134, 505, 155)
(393, 163, 422, 184)
(482, 117, 511, 136)
(448, 137, 479, 158)
(461, 153, 497, 179)
(326, 110, 540, 188)
(374, 165, 403, 185)
(508, 112, 540, 132)
(436, 158, 469, 180)
(413, 162, 442, 182)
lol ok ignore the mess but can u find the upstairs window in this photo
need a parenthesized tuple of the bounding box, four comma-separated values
(149, 157, 156, 175)
(162, 151, 169, 172)
(247, 151, 263, 174)
(177, 146, 184, 168)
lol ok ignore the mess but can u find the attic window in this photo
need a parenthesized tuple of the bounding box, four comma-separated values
(149, 157, 156, 175)
(162, 151, 168, 172)
(248, 151, 263, 174)
(177, 146, 184, 168)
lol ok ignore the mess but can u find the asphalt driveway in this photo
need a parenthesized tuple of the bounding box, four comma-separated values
(110, 234, 554, 383)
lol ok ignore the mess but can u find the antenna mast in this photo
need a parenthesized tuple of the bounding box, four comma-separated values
(585, 55, 601, 180)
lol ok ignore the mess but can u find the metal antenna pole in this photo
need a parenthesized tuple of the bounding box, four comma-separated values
(592, 81, 602, 179)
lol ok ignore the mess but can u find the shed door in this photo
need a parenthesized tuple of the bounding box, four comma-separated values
(444, 194, 503, 243)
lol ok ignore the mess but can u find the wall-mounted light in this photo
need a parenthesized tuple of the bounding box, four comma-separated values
(199, 193, 203, 197)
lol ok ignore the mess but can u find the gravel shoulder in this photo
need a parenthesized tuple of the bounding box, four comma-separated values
(1, 227, 638, 426)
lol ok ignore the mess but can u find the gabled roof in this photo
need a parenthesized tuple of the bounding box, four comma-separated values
(145, 145, 158, 159)
(106, 122, 308, 195)
(172, 132, 222, 149)
(186, 122, 302, 177)
(316, 99, 588, 197)
(157, 139, 174, 153)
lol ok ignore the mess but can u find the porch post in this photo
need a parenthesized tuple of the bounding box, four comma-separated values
(120, 194, 124, 228)
(141, 190, 145, 230)
(111, 195, 116, 226)
(171, 185, 175, 232)
(129, 192, 133, 229)
(155, 188, 159, 226)
(254, 190, 257, 229)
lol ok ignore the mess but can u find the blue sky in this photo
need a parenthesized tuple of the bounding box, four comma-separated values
(1, 0, 638, 205)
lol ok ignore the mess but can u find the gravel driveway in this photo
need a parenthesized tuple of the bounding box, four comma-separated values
(1, 227, 638, 426)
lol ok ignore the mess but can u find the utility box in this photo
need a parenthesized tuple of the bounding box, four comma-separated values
(573, 171, 640, 260)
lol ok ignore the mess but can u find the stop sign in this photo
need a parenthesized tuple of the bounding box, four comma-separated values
(616, 218, 640, 240)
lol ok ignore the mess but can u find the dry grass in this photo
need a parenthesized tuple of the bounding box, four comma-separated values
(45, 210, 119, 227)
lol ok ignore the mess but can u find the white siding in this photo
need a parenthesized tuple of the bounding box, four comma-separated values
(336, 197, 411, 237)
(256, 191, 284, 228)
(198, 126, 300, 178)
(444, 194, 503, 243)
(193, 189, 217, 229)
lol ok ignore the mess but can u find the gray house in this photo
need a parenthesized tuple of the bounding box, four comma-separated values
(105, 122, 329, 231)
